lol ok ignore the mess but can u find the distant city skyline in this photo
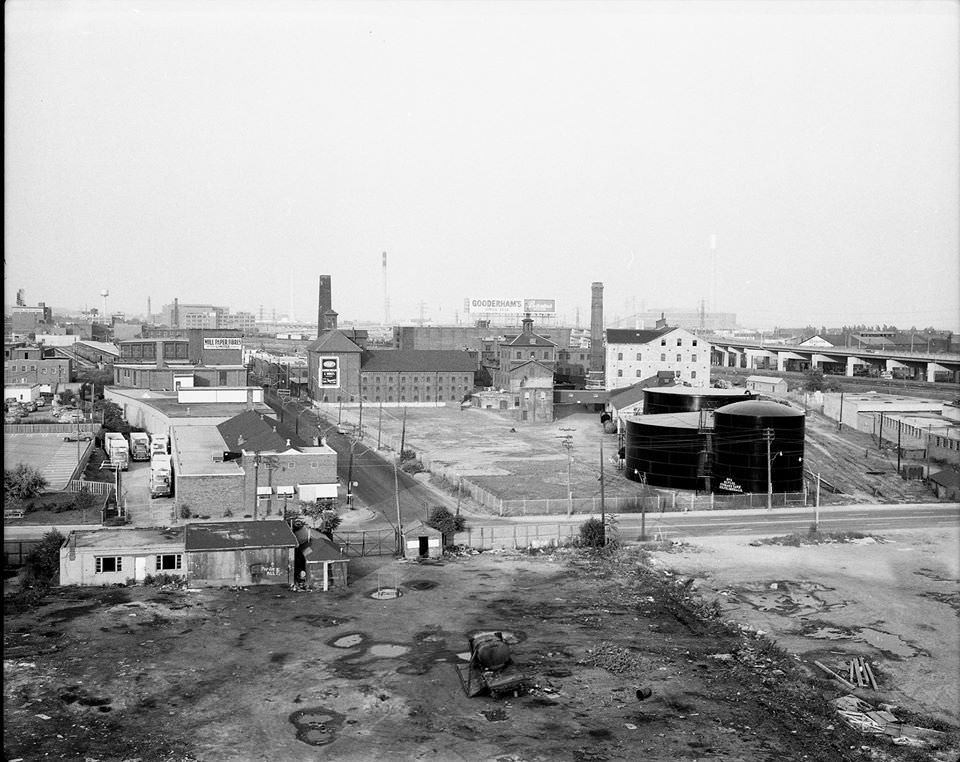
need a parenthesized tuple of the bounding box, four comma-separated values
(5, 1, 958, 332)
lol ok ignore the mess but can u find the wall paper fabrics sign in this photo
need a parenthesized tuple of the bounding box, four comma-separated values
(718, 478, 743, 493)
(319, 357, 340, 387)
(203, 337, 242, 350)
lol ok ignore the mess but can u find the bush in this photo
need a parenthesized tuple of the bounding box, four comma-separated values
(72, 490, 98, 514)
(5, 464, 49, 500)
(180, 505, 192, 519)
(22, 530, 65, 585)
(578, 518, 607, 548)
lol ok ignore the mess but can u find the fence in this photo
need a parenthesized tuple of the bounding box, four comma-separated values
(4, 423, 99, 434)
(65, 479, 113, 496)
(4, 540, 41, 567)
(454, 524, 581, 551)
(332, 529, 397, 557)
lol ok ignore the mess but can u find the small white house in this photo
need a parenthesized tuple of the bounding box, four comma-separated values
(4, 384, 42, 403)
(59, 527, 186, 586)
(745, 375, 789, 396)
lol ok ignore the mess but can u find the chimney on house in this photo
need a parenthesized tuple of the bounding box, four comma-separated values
(655, 312, 667, 329)
(522, 314, 534, 335)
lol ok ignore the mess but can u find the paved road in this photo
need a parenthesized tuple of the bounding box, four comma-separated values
(266, 397, 457, 532)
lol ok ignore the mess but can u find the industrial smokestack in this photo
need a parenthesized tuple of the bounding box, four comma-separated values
(586, 282, 605, 389)
(317, 275, 332, 333)
(382, 252, 390, 326)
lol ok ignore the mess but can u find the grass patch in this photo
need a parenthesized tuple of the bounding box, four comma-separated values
(751, 529, 882, 547)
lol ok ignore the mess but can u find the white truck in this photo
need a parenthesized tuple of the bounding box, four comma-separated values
(149, 454, 172, 498)
(103, 432, 130, 471)
(150, 433, 169, 457)
(129, 432, 151, 461)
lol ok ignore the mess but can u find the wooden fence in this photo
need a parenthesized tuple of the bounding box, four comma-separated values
(332, 529, 397, 557)
(65, 479, 113, 496)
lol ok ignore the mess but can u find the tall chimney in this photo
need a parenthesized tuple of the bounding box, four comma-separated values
(586, 282, 605, 389)
(317, 275, 333, 333)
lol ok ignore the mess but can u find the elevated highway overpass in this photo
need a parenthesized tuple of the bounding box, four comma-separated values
(710, 339, 960, 383)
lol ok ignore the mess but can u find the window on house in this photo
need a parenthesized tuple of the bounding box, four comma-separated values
(660, 354, 665, 362)
(156, 554, 182, 571)
(661, 339, 666, 346)
(691, 354, 697, 362)
(636, 370, 641, 376)
(692, 340, 698, 347)
(676, 339, 682, 346)
(95, 556, 122, 573)
(617, 369, 623, 377)
(636, 353, 641, 361)
(516, 351, 521, 359)
(691, 371, 697, 379)
(676, 354, 682, 362)
(617, 352, 623, 360)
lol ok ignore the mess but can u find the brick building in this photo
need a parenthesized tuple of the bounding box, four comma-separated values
(359, 350, 477, 404)
(4, 343, 72, 388)
(114, 330, 247, 390)
(493, 316, 558, 391)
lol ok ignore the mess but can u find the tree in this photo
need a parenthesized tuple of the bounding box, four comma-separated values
(23, 530, 65, 585)
(578, 517, 606, 548)
(93, 400, 132, 434)
(426, 506, 466, 546)
(5, 464, 48, 500)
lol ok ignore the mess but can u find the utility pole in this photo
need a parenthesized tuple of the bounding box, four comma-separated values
(599, 438, 606, 546)
(765, 428, 774, 511)
(393, 455, 403, 556)
(399, 407, 407, 459)
(837, 391, 844, 433)
(896, 420, 902, 474)
(377, 402, 383, 449)
(346, 443, 354, 507)
(252, 454, 260, 520)
(358, 397, 363, 439)
(338, 399, 343, 425)
(562, 437, 573, 516)
(456, 475, 462, 516)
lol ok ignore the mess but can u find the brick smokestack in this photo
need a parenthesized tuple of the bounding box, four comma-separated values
(317, 275, 337, 332)
(590, 282, 604, 373)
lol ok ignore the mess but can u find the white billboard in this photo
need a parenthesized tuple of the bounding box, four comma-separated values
(467, 297, 557, 316)
(319, 356, 340, 387)
(203, 337, 242, 350)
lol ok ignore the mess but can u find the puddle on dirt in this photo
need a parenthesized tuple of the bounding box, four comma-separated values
(289, 706, 345, 747)
(369, 588, 402, 600)
(369, 644, 410, 658)
(294, 614, 350, 628)
(857, 628, 922, 658)
(403, 580, 438, 591)
(329, 633, 366, 649)
(803, 626, 853, 640)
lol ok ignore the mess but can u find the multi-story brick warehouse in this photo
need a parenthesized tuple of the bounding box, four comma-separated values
(4, 343, 72, 387)
(605, 326, 711, 390)
(114, 330, 247, 390)
(359, 350, 477, 404)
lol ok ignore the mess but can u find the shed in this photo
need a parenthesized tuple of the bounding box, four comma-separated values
(185, 520, 296, 586)
(402, 521, 443, 559)
(59, 527, 185, 586)
(292, 523, 349, 591)
(745, 375, 789, 396)
(928, 470, 960, 501)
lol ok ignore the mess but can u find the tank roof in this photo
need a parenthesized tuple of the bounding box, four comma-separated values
(644, 386, 753, 398)
(714, 400, 803, 417)
(626, 412, 703, 429)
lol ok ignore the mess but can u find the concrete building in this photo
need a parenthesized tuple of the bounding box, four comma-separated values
(8, 303, 54, 339)
(159, 302, 256, 333)
(605, 326, 710, 390)
(185, 520, 297, 587)
(402, 521, 443, 559)
(59, 527, 186, 586)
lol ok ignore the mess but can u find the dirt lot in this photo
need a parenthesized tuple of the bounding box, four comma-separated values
(652, 526, 960, 719)
(5, 540, 959, 762)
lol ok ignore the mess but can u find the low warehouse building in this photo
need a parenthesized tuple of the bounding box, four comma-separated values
(185, 520, 296, 587)
(59, 527, 185, 586)
(402, 521, 443, 559)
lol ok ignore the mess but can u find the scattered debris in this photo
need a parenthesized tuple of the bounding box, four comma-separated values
(830, 694, 946, 749)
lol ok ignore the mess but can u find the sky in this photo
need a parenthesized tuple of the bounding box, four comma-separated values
(5, 0, 959, 331)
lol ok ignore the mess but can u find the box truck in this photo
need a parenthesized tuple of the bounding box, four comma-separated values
(104, 432, 129, 471)
(129, 432, 150, 461)
(149, 454, 172, 498)
(150, 433, 169, 457)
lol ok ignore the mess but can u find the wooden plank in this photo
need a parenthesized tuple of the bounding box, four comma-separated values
(863, 659, 879, 691)
(814, 660, 858, 691)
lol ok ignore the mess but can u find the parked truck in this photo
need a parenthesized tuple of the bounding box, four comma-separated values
(150, 433, 169, 457)
(149, 454, 172, 498)
(103, 432, 130, 471)
(129, 432, 150, 461)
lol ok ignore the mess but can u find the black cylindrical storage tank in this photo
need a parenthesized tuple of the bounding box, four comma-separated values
(643, 387, 756, 415)
(624, 413, 708, 491)
(712, 401, 805, 494)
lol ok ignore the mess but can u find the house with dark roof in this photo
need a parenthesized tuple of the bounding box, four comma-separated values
(927, 470, 960, 501)
(605, 326, 710, 391)
(358, 350, 477, 405)
(493, 316, 557, 391)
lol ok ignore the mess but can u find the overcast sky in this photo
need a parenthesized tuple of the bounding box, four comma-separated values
(5, 0, 958, 331)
